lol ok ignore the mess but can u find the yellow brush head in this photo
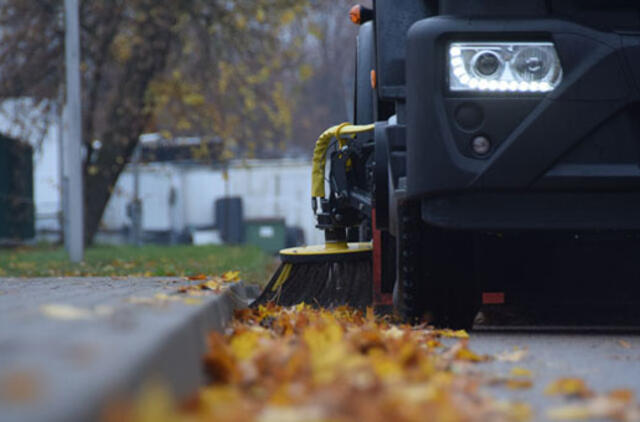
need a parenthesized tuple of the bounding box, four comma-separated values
(278, 242, 372, 264)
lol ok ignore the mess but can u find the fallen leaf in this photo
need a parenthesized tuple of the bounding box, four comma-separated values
(619, 340, 632, 349)
(547, 393, 640, 421)
(496, 348, 528, 362)
(506, 379, 534, 390)
(547, 405, 592, 420)
(109, 301, 640, 422)
(495, 401, 533, 422)
(455, 346, 489, 362)
(440, 329, 469, 339)
(0, 370, 43, 403)
(182, 297, 203, 306)
(609, 389, 635, 403)
(204, 280, 225, 291)
(221, 271, 240, 282)
(40, 304, 93, 320)
(545, 378, 593, 398)
(510, 367, 533, 377)
(132, 380, 177, 422)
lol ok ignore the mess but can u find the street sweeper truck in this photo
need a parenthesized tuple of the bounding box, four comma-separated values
(256, 0, 640, 329)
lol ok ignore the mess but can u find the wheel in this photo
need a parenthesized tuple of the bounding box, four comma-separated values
(393, 201, 479, 329)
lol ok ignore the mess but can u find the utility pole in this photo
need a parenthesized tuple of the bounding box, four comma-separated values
(64, 0, 84, 262)
(129, 145, 143, 247)
(57, 97, 67, 247)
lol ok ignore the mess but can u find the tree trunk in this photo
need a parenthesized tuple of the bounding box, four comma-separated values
(83, 5, 176, 245)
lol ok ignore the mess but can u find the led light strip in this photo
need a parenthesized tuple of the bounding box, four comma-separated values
(449, 46, 553, 93)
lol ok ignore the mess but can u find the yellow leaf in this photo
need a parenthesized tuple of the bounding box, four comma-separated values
(545, 378, 593, 398)
(222, 271, 240, 282)
(441, 329, 469, 339)
(229, 330, 262, 360)
(496, 347, 528, 362)
(303, 320, 346, 383)
(132, 381, 177, 422)
(510, 367, 533, 377)
(455, 346, 488, 362)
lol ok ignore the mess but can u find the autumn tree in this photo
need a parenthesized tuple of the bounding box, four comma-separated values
(289, 1, 370, 148)
(0, 0, 306, 243)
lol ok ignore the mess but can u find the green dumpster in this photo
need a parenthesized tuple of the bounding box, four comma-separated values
(244, 218, 286, 254)
(0, 134, 34, 240)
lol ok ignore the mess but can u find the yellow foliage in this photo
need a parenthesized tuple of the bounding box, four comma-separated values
(111, 33, 132, 63)
(176, 118, 192, 131)
(235, 15, 247, 30)
(256, 8, 266, 23)
(299, 63, 314, 82)
(302, 318, 346, 383)
(182, 93, 205, 107)
(280, 10, 296, 26)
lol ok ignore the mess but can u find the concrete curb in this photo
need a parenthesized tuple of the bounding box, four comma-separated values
(0, 277, 257, 422)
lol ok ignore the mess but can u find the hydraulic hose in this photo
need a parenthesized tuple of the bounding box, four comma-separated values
(311, 122, 374, 199)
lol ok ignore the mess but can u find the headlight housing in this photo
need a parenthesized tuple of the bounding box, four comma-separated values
(449, 42, 562, 93)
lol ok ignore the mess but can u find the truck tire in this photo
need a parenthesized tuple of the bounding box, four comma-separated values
(394, 201, 479, 329)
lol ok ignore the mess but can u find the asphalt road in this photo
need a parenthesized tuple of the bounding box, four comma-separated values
(468, 307, 640, 421)
(2, 277, 638, 421)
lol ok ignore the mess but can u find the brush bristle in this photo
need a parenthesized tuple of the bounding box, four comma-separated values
(253, 258, 372, 309)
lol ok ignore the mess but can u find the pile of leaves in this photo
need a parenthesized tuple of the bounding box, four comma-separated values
(108, 303, 640, 421)
(182, 304, 532, 422)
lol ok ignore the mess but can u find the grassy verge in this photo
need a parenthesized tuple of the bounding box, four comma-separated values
(0, 244, 275, 285)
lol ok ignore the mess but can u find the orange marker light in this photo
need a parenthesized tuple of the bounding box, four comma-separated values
(350, 5, 373, 25)
(370, 69, 377, 89)
(349, 5, 361, 25)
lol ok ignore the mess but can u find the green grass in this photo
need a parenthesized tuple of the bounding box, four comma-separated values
(0, 244, 275, 285)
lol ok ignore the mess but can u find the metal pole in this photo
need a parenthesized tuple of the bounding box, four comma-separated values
(130, 145, 142, 247)
(56, 98, 67, 247)
(64, 0, 84, 262)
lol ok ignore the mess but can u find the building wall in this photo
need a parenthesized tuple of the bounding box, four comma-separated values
(0, 99, 61, 232)
(101, 159, 323, 245)
(1, 99, 323, 245)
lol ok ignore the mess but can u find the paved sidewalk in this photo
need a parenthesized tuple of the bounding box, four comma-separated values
(0, 277, 255, 422)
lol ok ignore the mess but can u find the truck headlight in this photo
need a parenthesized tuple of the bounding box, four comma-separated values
(449, 42, 562, 93)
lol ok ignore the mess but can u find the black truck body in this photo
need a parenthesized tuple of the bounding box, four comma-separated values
(333, 0, 640, 326)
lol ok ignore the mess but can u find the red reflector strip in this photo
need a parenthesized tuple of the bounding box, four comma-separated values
(482, 292, 505, 305)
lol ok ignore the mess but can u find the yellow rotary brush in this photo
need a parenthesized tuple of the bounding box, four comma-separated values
(253, 123, 375, 309)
